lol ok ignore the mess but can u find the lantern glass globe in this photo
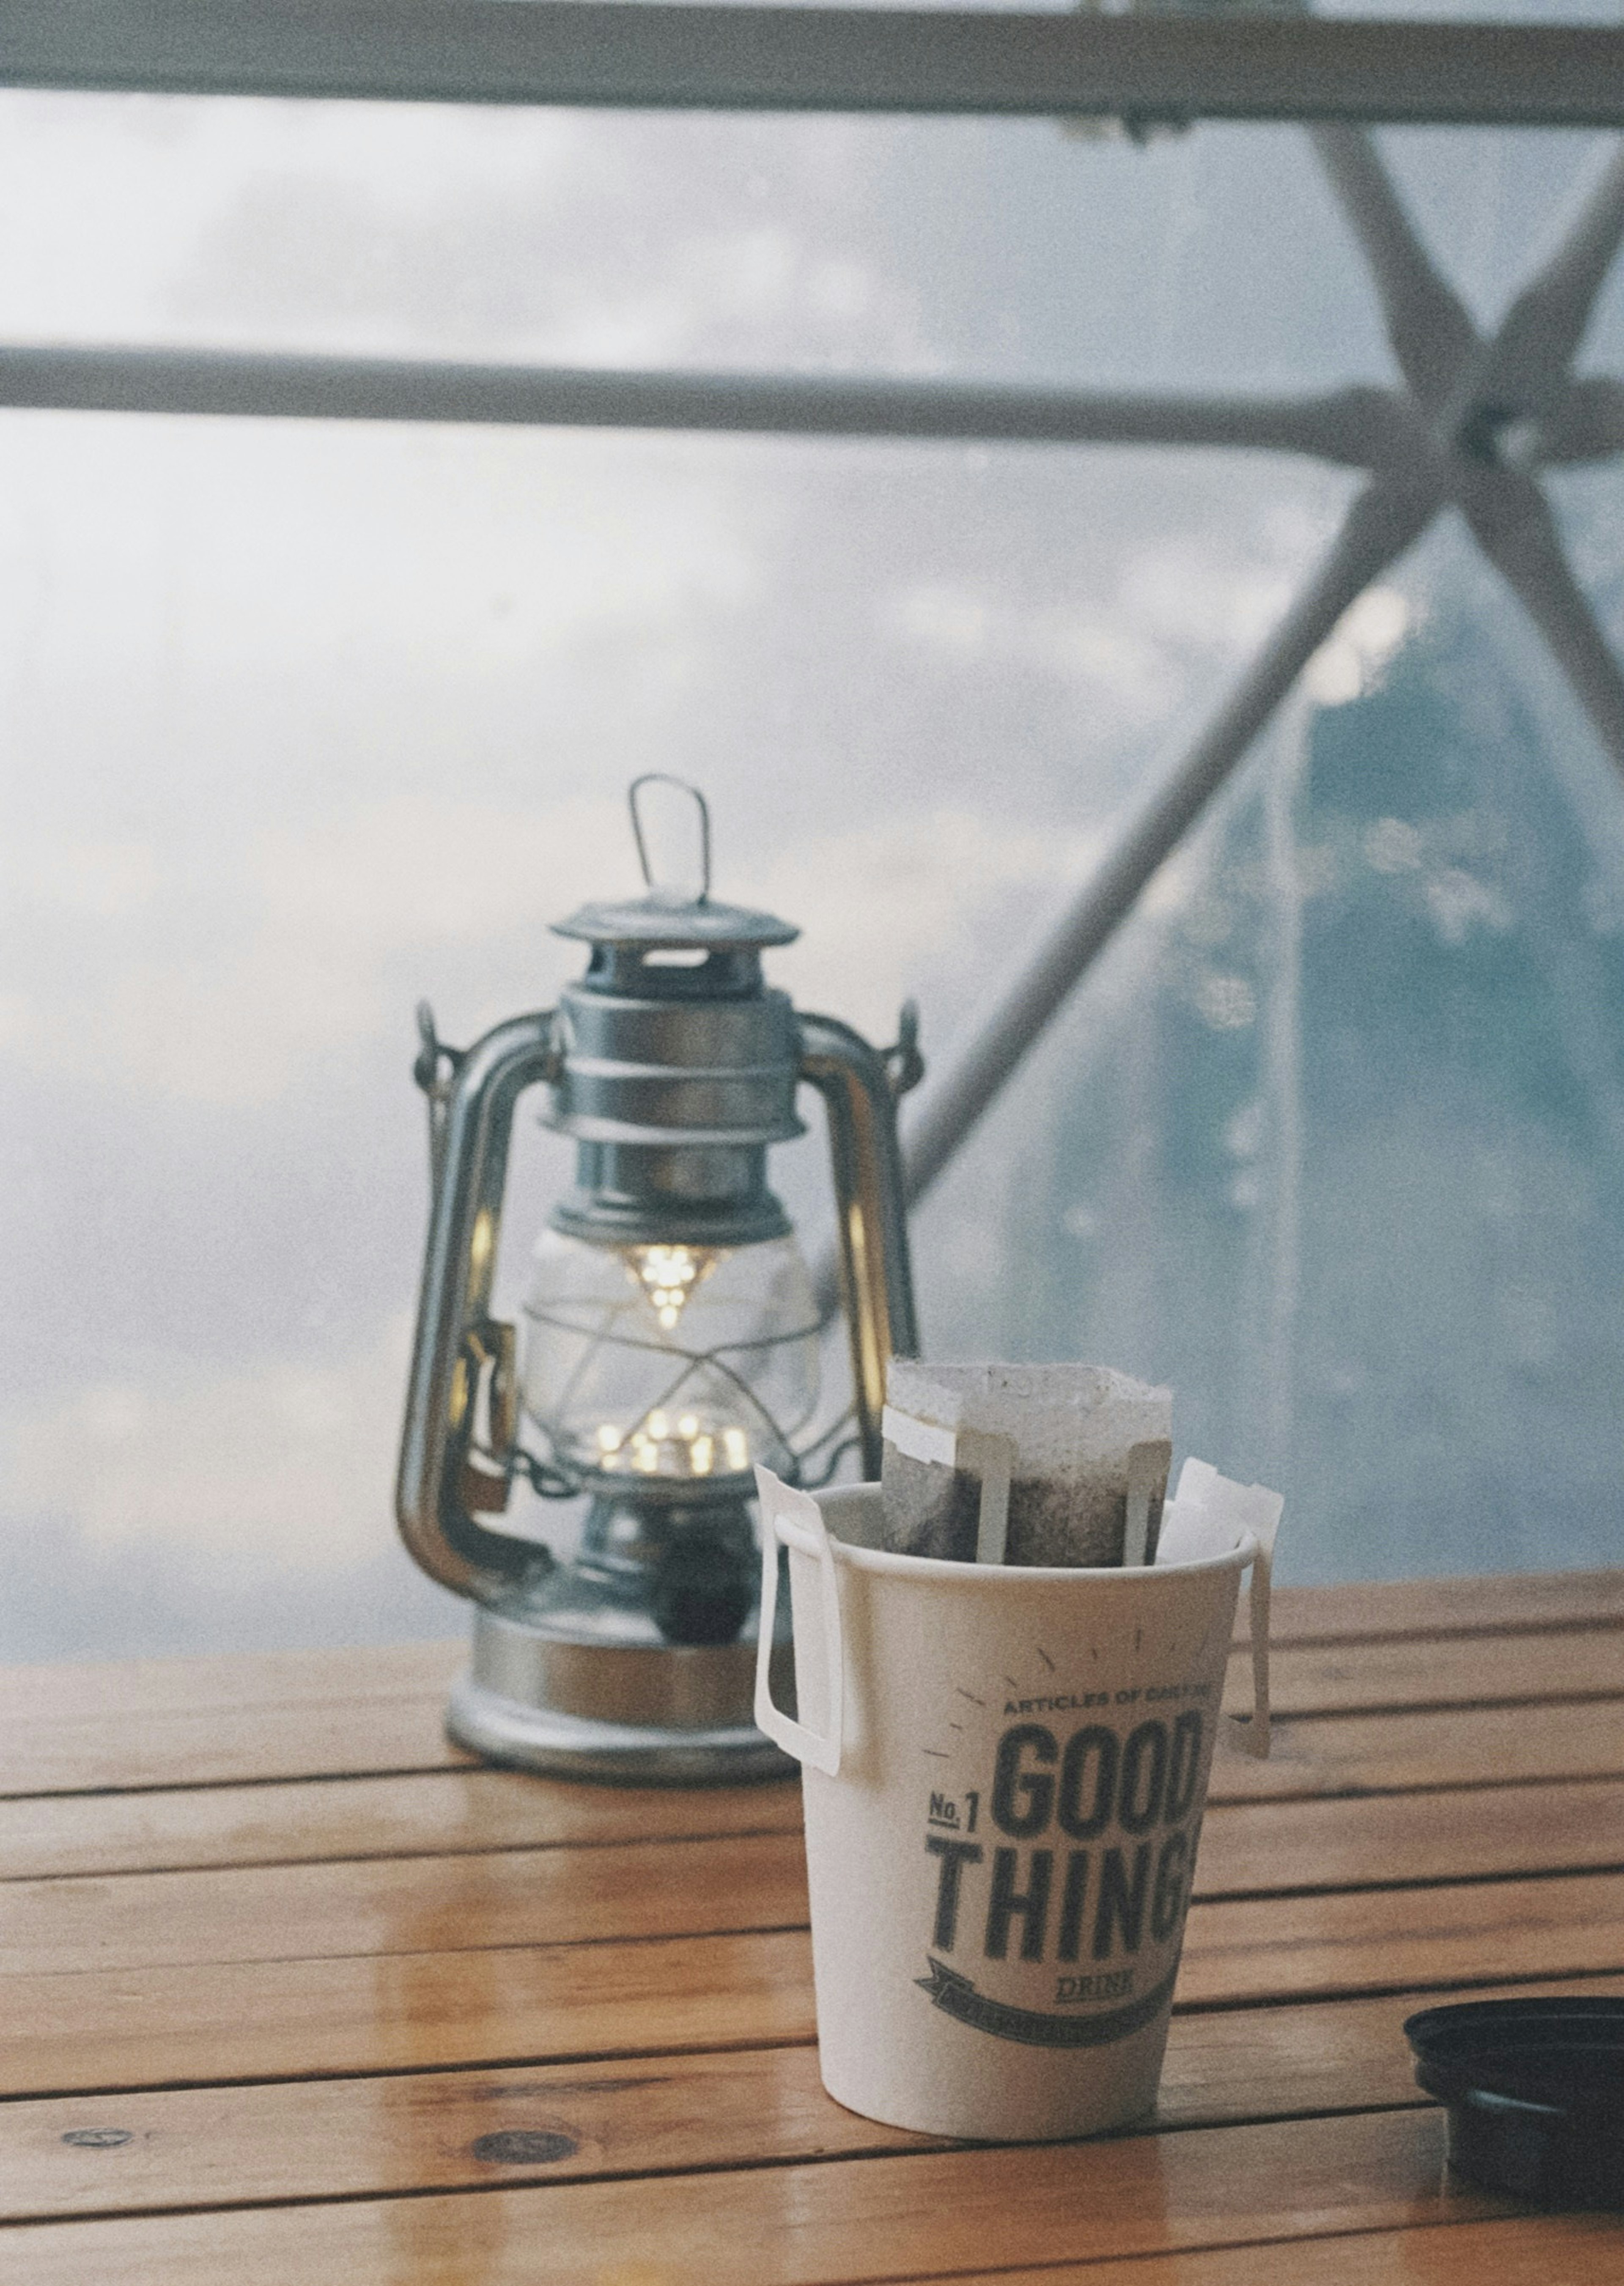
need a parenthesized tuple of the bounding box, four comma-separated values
(520, 1227, 821, 1484)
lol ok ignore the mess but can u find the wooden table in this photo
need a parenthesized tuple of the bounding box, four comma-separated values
(3, 1567, 1623, 2282)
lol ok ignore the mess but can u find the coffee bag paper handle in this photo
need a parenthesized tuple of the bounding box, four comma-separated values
(1172, 1458, 1284, 1759)
(754, 1466, 845, 1776)
(880, 1405, 1015, 1564)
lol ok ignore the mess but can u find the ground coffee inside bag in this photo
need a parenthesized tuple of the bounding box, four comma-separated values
(879, 1360, 1172, 1567)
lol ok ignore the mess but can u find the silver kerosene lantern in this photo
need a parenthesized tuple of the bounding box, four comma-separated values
(397, 778, 921, 1781)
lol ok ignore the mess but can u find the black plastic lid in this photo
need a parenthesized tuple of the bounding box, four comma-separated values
(1405, 1998, 1624, 2209)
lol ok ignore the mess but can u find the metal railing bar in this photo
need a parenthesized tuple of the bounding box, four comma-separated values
(3, 5, 1624, 127)
(0, 346, 1398, 461)
(894, 478, 1437, 1210)
(1541, 377, 1624, 466)
(1310, 124, 1481, 414)
(1465, 468, 1624, 777)
(1463, 142, 1624, 427)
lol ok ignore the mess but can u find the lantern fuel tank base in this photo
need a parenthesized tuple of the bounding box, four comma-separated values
(447, 1603, 796, 1784)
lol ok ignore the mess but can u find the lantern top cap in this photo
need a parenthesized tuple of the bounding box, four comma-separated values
(551, 894, 799, 949)
(552, 773, 799, 951)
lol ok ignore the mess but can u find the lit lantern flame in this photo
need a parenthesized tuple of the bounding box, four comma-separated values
(628, 1243, 715, 1331)
(591, 1414, 750, 1479)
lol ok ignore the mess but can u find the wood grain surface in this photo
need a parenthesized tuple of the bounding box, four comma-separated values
(1204, 1694, 1624, 1799)
(0, 1928, 820, 2098)
(4, 1573, 1621, 2283)
(924, 2217, 1624, 2286)
(9, 1879, 1622, 2103)
(6, 1754, 1619, 1890)
(1177, 1867, 1624, 2005)
(1196, 1776, 1624, 1895)
(1233, 1567, 1624, 1646)
(0, 1765, 803, 1881)
(11, 1790, 1623, 1983)
(0, 2106, 1490, 2285)
(0, 1830, 810, 1977)
(8, 1568, 1619, 1797)
(10, 1974, 1624, 2223)
(0, 1642, 463, 1725)
(0, 1690, 468, 1798)
(1223, 1626, 1624, 1717)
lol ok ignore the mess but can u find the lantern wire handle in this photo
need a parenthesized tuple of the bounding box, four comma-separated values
(628, 774, 712, 906)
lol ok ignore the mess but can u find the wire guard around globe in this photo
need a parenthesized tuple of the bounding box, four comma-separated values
(519, 1227, 822, 1493)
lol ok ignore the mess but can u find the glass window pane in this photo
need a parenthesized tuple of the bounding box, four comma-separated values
(924, 485, 1624, 1584)
(5, 88, 1624, 1656)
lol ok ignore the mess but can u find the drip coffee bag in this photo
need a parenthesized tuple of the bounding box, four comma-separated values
(880, 1360, 1172, 1567)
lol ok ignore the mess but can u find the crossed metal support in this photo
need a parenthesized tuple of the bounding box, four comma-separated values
(899, 124, 1624, 1209)
(3, 95, 1621, 1223)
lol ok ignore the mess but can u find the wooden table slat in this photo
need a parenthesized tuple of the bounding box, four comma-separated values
(11, 1642, 1623, 1804)
(0, 1920, 814, 2094)
(0, 1697, 467, 1799)
(8, 1975, 1624, 2224)
(0, 1642, 465, 1724)
(1206, 1694, 1624, 1801)
(11, 1782, 1624, 1984)
(1199, 1776, 1624, 1898)
(6, 1572, 1619, 1800)
(922, 2217, 1624, 2286)
(0, 1766, 802, 1882)
(0, 1929, 818, 2100)
(8, 1868, 1624, 2098)
(0, 2108, 1501, 2286)
(1223, 1627, 1624, 1719)
(8, 1758, 1622, 1894)
(1234, 1567, 1624, 1647)
(1178, 1866, 1624, 2008)
(0, 1829, 809, 1979)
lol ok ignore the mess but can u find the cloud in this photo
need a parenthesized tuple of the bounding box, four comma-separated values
(0, 89, 924, 371)
(884, 521, 1314, 734)
(0, 93, 592, 345)
(0, 793, 621, 1104)
(538, 222, 927, 370)
(31, 838, 162, 919)
(758, 809, 1106, 1041)
(2, 1314, 415, 1571)
(1305, 584, 1413, 706)
(0, 797, 1104, 1105)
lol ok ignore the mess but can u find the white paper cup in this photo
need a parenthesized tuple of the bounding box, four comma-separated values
(754, 1469, 1277, 2142)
